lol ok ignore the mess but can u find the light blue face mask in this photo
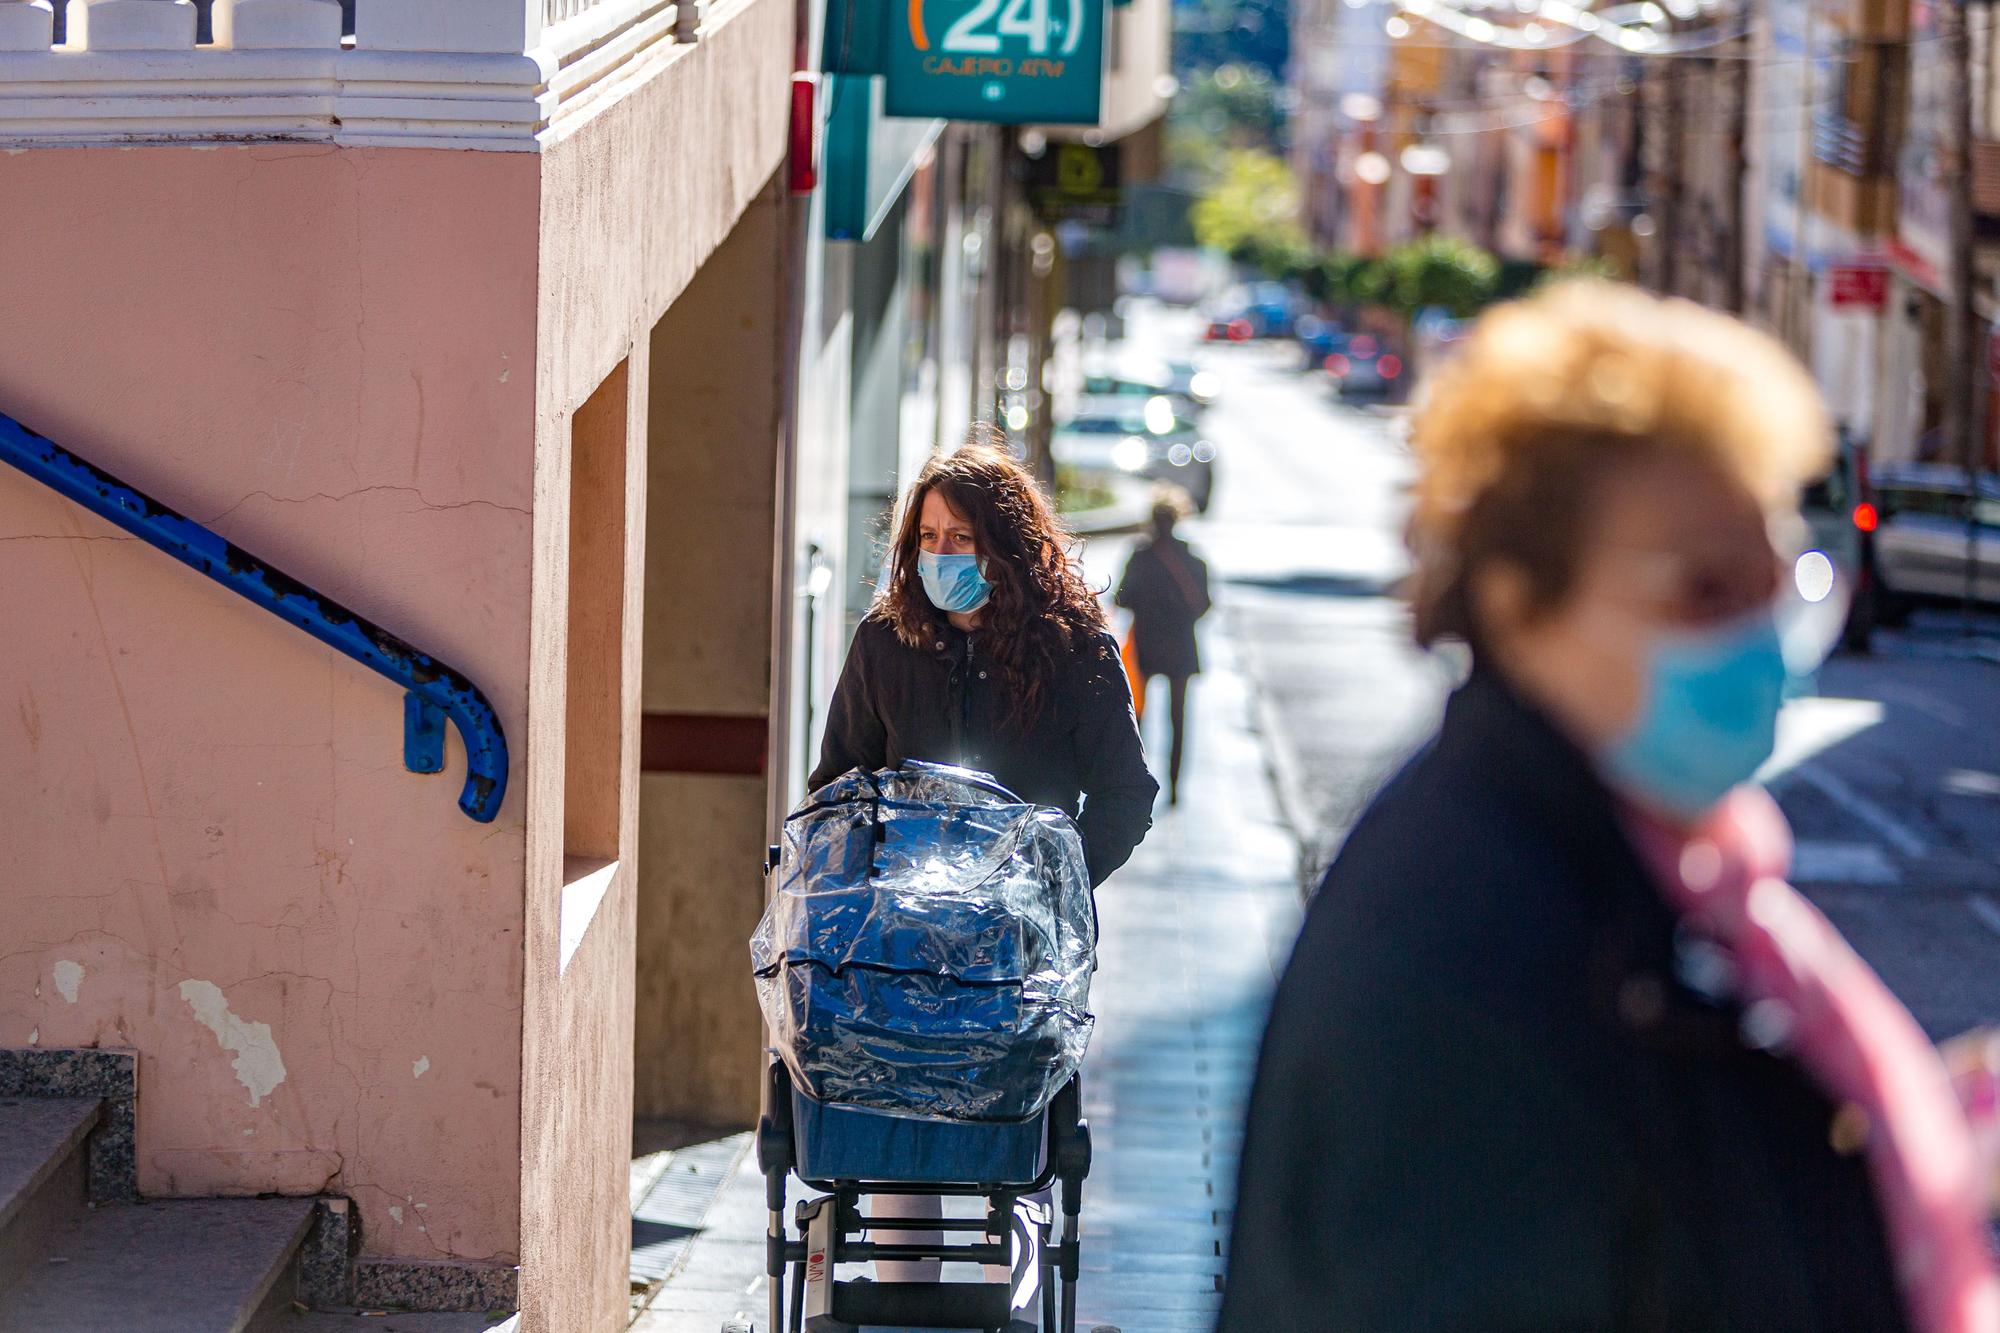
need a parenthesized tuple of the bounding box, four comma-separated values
(1604, 610, 1790, 821)
(916, 550, 992, 615)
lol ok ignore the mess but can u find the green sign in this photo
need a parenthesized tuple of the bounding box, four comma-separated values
(883, 0, 1105, 125)
(1028, 141, 1122, 225)
(822, 73, 945, 242)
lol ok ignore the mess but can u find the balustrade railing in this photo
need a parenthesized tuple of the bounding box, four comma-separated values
(0, 0, 676, 53)
(0, 0, 701, 146)
(1810, 111, 1871, 177)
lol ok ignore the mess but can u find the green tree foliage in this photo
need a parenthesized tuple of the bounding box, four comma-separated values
(1301, 252, 1390, 309)
(1190, 149, 1307, 263)
(1532, 253, 1625, 289)
(1237, 230, 1316, 284)
(1377, 234, 1501, 319)
(1191, 156, 1511, 326)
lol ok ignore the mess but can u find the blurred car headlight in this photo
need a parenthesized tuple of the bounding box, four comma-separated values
(1189, 371, 1220, 400)
(1795, 549, 1836, 604)
(1192, 440, 1217, 463)
(1144, 395, 1177, 436)
(1112, 435, 1151, 473)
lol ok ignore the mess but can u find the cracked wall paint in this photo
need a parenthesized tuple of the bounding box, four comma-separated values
(178, 979, 287, 1107)
(0, 141, 538, 1269)
(412, 1055, 430, 1078)
(51, 959, 82, 1003)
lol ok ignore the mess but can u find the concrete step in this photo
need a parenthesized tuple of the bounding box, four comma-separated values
(267, 1314, 516, 1331)
(0, 1195, 315, 1332)
(0, 1096, 100, 1296)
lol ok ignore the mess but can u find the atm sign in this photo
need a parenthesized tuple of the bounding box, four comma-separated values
(885, 0, 1105, 124)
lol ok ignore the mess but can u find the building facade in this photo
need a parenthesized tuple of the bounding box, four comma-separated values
(1286, 0, 1998, 492)
(0, 0, 1169, 1326)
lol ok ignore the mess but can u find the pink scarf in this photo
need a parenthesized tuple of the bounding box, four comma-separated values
(1626, 787, 2000, 1333)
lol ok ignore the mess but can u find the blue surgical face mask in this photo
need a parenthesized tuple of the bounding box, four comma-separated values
(1604, 610, 1789, 821)
(916, 550, 992, 615)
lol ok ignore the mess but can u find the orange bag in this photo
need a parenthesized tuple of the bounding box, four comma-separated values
(1121, 627, 1146, 722)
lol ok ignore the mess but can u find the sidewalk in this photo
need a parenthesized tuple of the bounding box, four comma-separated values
(631, 630, 1304, 1331)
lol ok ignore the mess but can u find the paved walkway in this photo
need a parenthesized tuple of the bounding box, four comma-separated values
(631, 626, 1304, 1331)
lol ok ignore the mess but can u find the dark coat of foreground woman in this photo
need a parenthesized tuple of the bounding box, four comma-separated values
(1219, 670, 1907, 1332)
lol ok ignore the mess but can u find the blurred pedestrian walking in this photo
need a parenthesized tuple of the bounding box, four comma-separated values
(1221, 283, 2000, 1332)
(1115, 494, 1212, 805)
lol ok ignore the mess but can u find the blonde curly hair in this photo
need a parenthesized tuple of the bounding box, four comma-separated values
(1405, 280, 1831, 648)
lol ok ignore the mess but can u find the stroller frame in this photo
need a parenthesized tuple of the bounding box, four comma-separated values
(755, 1061, 1094, 1333)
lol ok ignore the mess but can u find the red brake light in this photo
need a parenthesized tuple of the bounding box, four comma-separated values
(1853, 502, 1879, 533)
(1351, 335, 1378, 358)
(1228, 319, 1253, 342)
(1378, 354, 1403, 379)
(1325, 353, 1350, 375)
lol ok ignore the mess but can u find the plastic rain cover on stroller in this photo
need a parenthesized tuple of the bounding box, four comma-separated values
(750, 762, 1097, 1124)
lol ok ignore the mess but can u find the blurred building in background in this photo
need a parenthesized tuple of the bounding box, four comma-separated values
(1286, 0, 2000, 480)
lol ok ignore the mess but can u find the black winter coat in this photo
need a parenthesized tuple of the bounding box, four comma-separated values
(1220, 669, 1907, 1333)
(809, 616, 1158, 887)
(1115, 536, 1212, 679)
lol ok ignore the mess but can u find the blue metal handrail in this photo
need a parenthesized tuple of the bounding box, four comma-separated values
(0, 412, 508, 822)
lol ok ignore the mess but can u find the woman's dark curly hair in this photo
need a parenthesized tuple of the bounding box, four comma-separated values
(873, 428, 1110, 729)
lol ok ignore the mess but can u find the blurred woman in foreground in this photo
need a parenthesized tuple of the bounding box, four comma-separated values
(1221, 283, 2000, 1331)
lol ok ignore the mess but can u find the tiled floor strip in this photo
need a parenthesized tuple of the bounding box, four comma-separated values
(631, 1135, 754, 1316)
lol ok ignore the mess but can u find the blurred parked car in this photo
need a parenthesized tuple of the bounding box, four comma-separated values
(1410, 308, 1472, 384)
(1052, 406, 1217, 511)
(1320, 333, 1406, 401)
(1089, 353, 1219, 409)
(1864, 463, 2000, 626)
(1204, 282, 1300, 340)
(1295, 316, 1351, 367)
(1240, 281, 1299, 338)
(1079, 373, 1204, 423)
(1799, 430, 1876, 650)
(1156, 358, 1220, 408)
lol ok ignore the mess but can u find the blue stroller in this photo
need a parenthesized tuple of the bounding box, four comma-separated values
(750, 763, 1098, 1332)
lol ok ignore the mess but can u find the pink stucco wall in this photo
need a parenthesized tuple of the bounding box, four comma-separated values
(517, 0, 792, 1324)
(0, 144, 540, 1263)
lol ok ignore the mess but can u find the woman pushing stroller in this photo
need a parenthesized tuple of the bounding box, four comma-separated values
(806, 430, 1157, 1297)
(811, 431, 1157, 885)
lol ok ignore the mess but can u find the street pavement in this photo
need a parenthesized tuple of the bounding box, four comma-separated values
(634, 300, 2000, 1330)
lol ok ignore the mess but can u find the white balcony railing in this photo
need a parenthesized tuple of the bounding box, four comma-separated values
(0, 0, 702, 148)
